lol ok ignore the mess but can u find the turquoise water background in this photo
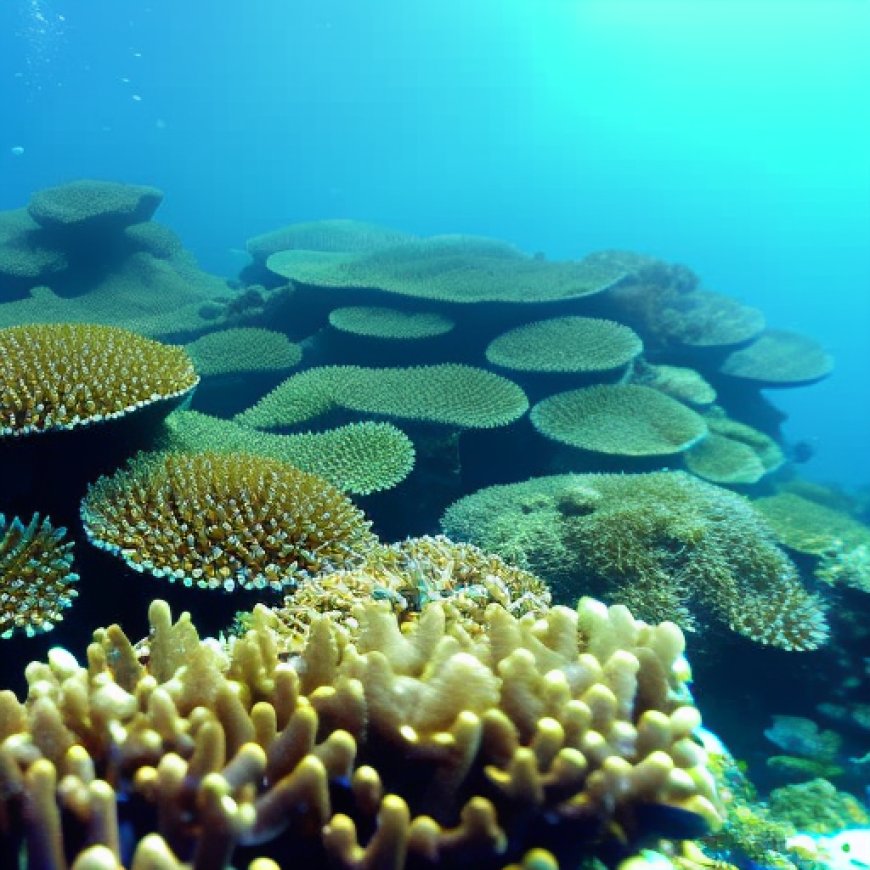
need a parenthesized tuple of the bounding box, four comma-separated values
(2, 0, 868, 485)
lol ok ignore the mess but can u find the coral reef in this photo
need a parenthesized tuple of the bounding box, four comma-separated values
(80, 451, 377, 591)
(159, 410, 416, 496)
(0, 323, 199, 439)
(0, 513, 78, 639)
(0, 595, 721, 867)
(234, 364, 529, 431)
(530, 385, 708, 457)
(628, 361, 717, 407)
(442, 471, 828, 650)
(485, 317, 642, 374)
(768, 778, 869, 833)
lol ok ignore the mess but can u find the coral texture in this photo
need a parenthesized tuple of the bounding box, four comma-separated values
(719, 330, 834, 387)
(235, 364, 529, 430)
(0, 596, 721, 867)
(0, 513, 78, 639)
(27, 179, 163, 230)
(530, 385, 707, 457)
(80, 451, 377, 592)
(328, 305, 455, 339)
(0, 323, 199, 438)
(267, 235, 626, 304)
(184, 328, 302, 377)
(160, 410, 415, 496)
(485, 316, 642, 373)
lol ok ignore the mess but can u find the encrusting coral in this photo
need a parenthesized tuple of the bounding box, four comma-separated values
(0, 323, 199, 439)
(0, 594, 722, 868)
(442, 471, 829, 651)
(80, 451, 377, 592)
(0, 513, 78, 639)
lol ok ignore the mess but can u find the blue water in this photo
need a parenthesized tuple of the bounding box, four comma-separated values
(2, 0, 869, 485)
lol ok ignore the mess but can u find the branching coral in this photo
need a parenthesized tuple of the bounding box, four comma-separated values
(531, 385, 708, 457)
(234, 364, 529, 431)
(0, 323, 199, 439)
(0, 596, 721, 867)
(442, 471, 828, 651)
(0, 513, 78, 639)
(80, 451, 377, 592)
(274, 534, 552, 645)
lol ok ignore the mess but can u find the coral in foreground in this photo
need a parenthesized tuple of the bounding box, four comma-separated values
(80, 451, 377, 591)
(0, 595, 721, 867)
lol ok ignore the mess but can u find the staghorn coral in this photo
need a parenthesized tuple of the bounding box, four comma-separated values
(27, 179, 163, 231)
(719, 330, 833, 387)
(159, 409, 415, 496)
(80, 451, 377, 592)
(328, 305, 455, 340)
(274, 534, 552, 645)
(0, 513, 78, 639)
(0, 323, 199, 439)
(246, 218, 416, 262)
(234, 364, 529, 431)
(267, 235, 626, 304)
(0, 595, 721, 868)
(441, 471, 829, 651)
(530, 385, 708, 457)
(485, 317, 643, 374)
(183, 327, 302, 377)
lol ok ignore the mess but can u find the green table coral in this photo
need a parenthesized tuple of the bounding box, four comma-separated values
(720, 330, 834, 387)
(531, 384, 708, 457)
(267, 235, 626, 304)
(184, 327, 303, 377)
(235, 364, 529, 430)
(328, 305, 454, 340)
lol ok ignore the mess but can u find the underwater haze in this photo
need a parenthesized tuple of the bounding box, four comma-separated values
(2, 0, 869, 486)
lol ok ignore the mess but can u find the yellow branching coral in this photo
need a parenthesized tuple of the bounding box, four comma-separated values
(235, 364, 529, 430)
(442, 472, 829, 651)
(275, 534, 552, 644)
(531, 385, 708, 457)
(80, 451, 377, 591)
(0, 323, 199, 438)
(0, 513, 78, 639)
(0, 596, 721, 867)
